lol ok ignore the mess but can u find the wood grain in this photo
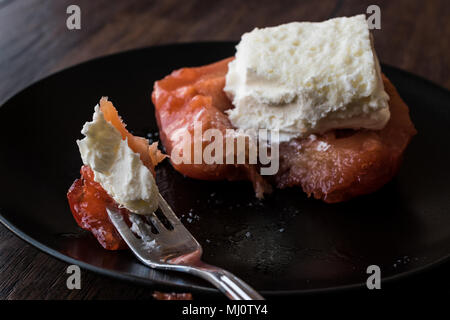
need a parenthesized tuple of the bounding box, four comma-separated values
(0, 0, 449, 299)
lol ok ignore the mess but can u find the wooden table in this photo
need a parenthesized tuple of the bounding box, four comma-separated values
(0, 0, 449, 299)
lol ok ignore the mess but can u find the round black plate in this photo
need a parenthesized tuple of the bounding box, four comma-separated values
(0, 42, 449, 296)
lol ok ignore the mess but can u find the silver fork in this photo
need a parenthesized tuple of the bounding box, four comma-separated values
(106, 193, 264, 300)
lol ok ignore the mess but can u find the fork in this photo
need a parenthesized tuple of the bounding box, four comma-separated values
(106, 193, 264, 300)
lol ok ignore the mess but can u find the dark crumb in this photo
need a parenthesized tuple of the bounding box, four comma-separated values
(152, 291, 193, 300)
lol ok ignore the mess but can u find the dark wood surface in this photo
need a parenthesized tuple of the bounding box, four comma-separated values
(0, 0, 449, 300)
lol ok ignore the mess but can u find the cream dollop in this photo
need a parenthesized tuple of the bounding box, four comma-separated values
(77, 105, 158, 215)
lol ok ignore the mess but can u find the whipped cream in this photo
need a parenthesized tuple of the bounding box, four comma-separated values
(77, 105, 158, 215)
(224, 15, 390, 142)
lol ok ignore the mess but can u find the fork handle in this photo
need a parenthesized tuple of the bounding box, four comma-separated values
(191, 267, 265, 300)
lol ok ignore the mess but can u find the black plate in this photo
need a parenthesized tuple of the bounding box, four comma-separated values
(0, 42, 449, 296)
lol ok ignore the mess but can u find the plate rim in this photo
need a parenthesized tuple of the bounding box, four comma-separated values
(1, 41, 450, 296)
(1, 41, 449, 108)
(2, 210, 450, 296)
